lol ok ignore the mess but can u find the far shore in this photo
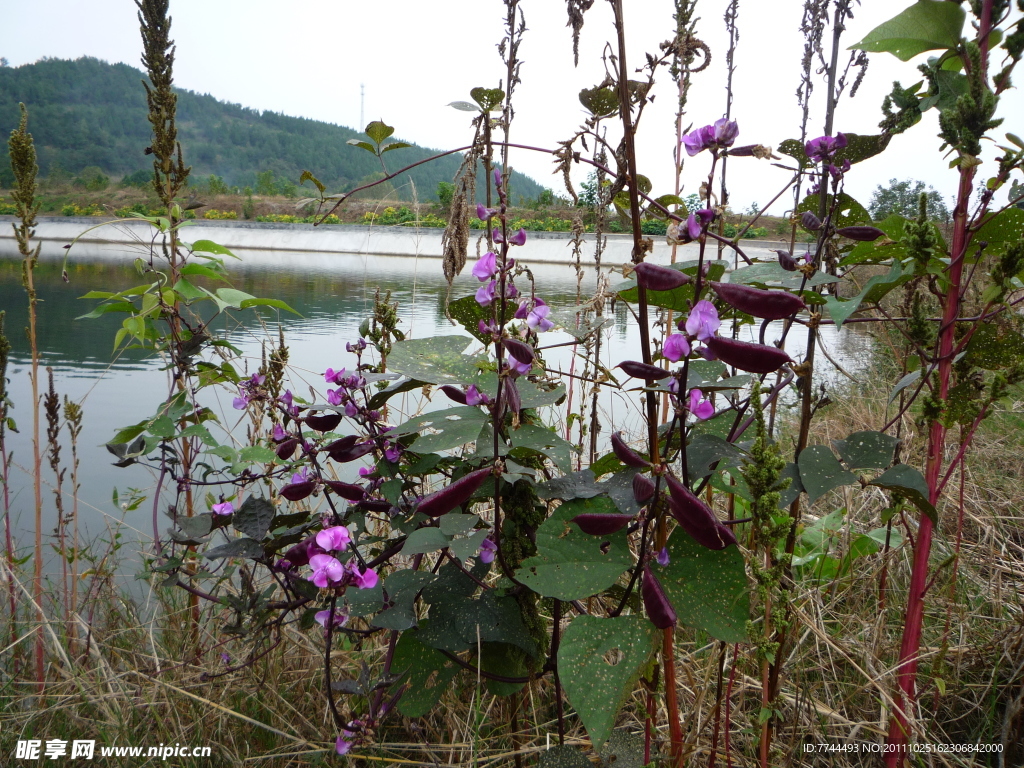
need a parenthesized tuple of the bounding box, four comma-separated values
(0, 215, 790, 266)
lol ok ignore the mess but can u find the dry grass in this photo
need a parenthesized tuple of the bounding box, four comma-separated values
(3, 346, 1024, 767)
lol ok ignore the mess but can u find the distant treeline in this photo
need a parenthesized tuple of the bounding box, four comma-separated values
(0, 57, 547, 202)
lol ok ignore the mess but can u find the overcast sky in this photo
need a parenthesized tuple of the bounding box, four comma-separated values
(2, 1, 1021, 214)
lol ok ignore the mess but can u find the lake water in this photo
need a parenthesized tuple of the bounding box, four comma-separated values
(0, 233, 871, 575)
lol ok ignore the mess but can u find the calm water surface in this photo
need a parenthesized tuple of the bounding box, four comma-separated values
(0, 236, 871, 575)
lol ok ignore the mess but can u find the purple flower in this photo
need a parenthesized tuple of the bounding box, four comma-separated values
(656, 546, 670, 567)
(272, 424, 288, 442)
(315, 609, 348, 629)
(212, 501, 235, 516)
(220, 652, 231, 664)
(327, 388, 343, 406)
(696, 208, 716, 226)
(325, 368, 346, 384)
(475, 280, 496, 307)
(336, 737, 352, 756)
(514, 300, 529, 319)
(292, 467, 310, 485)
(472, 251, 498, 281)
(477, 204, 496, 220)
(346, 339, 367, 354)
(507, 282, 519, 299)
(527, 302, 554, 333)
(508, 357, 532, 376)
(684, 300, 720, 341)
(685, 213, 702, 240)
(232, 394, 249, 411)
(316, 526, 352, 552)
(352, 567, 379, 590)
(309, 554, 345, 588)
(246, 373, 266, 388)
(385, 443, 402, 463)
(492, 227, 505, 244)
(478, 537, 497, 563)
(682, 124, 716, 157)
(358, 466, 372, 477)
(688, 388, 714, 420)
(713, 117, 739, 146)
(508, 228, 527, 246)
(345, 401, 358, 418)
(663, 334, 690, 362)
(466, 385, 490, 406)
(805, 132, 847, 163)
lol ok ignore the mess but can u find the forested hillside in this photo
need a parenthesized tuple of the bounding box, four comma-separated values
(0, 57, 547, 201)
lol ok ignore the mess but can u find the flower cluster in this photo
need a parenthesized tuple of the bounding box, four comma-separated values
(682, 118, 739, 157)
(805, 132, 850, 180)
(232, 373, 266, 410)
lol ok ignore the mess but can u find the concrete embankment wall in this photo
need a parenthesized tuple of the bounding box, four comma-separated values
(0, 216, 789, 266)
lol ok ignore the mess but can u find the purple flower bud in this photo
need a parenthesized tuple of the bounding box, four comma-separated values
(232, 395, 249, 410)
(686, 213, 702, 240)
(508, 228, 527, 246)
(477, 204, 495, 221)
(492, 227, 504, 244)
(507, 357, 532, 376)
(466, 384, 490, 406)
(478, 537, 497, 563)
(656, 547, 670, 566)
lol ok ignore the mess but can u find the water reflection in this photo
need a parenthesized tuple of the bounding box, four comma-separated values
(0, 242, 871, 571)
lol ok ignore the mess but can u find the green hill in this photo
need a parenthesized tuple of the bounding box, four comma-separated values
(0, 57, 547, 202)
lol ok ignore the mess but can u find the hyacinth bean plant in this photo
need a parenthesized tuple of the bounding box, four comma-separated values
(6, 0, 1018, 765)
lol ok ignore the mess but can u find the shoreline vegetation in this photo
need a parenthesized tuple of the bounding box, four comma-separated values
(0, 186, 787, 239)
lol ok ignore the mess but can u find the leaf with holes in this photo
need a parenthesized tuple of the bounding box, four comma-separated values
(390, 627, 460, 717)
(870, 464, 937, 523)
(832, 431, 899, 470)
(659, 531, 749, 642)
(470, 87, 505, 111)
(798, 445, 858, 504)
(388, 336, 496, 393)
(448, 295, 519, 344)
(579, 86, 619, 117)
(538, 745, 592, 768)
(515, 496, 633, 601)
(598, 731, 647, 768)
(963, 322, 1024, 371)
(797, 192, 871, 228)
(850, 0, 965, 61)
(558, 615, 658, 749)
